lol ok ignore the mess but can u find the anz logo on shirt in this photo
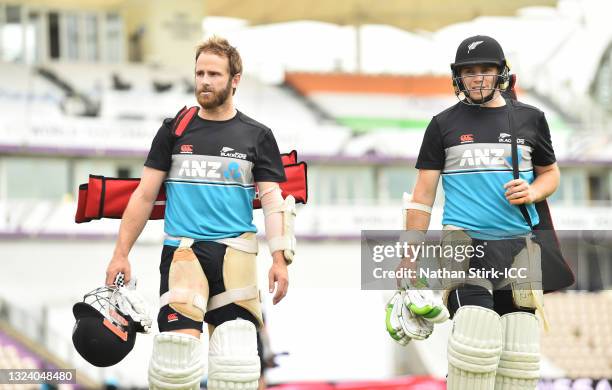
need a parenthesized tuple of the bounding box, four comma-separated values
(173, 157, 248, 183)
(458, 148, 522, 168)
(459, 148, 506, 167)
(178, 160, 222, 178)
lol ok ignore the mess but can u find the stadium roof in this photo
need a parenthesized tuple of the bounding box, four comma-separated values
(205, 0, 557, 31)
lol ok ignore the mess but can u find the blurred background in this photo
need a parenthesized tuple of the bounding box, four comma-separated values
(0, 0, 611, 388)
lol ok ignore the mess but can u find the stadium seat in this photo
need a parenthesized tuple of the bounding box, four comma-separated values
(541, 291, 612, 378)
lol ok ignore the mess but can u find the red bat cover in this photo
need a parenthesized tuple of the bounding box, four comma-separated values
(75, 151, 307, 223)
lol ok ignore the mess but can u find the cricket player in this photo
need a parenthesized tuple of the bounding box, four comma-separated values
(104, 36, 295, 389)
(400, 35, 559, 390)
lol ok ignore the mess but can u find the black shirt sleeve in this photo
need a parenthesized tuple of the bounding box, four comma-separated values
(415, 117, 445, 170)
(144, 119, 174, 172)
(253, 129, 287, 182)
(532, 112, 556, 166)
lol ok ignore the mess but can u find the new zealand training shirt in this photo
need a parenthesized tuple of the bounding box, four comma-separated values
(145, 110, 286, 244)
(416, 101, 556, 238)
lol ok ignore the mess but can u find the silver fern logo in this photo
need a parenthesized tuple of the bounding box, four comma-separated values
(467, 41, 484, 54)
(220, 146, 247, 159)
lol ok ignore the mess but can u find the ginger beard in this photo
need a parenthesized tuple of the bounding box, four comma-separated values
(196, 76, 233, 110)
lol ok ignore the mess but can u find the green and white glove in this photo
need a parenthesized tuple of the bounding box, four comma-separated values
(404, 288, 449, 324)
(385, 292, 411, 345)
(385, 290, 434, 345)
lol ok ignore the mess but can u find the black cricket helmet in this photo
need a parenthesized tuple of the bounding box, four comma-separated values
(450, 35, 510, 105)
(72, 286, 137, 367)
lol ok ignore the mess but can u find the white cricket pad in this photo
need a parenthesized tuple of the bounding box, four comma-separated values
(447, 306, 503, 390)
(148, 332, 205, 390)
(495, 312, 540, 390)
(208, 319, 260, 390)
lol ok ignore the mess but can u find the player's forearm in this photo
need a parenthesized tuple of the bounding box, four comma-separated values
(405, 209, 431, 232)
(405, 177, 437, 231)
(271, 251, 286, 265)
(530, 168, 560, 203)
(113, 190, 155, 257)
(404, 169, 440, 232)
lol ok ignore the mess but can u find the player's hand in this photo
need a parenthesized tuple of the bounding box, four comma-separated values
(106, 254, 131, 286)
(395, 256, 417, 288)
(268, 253, 289, 305)
(504, 178, 538, 205)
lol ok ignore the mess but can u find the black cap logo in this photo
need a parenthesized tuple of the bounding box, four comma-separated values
(467, 40, 484, 54)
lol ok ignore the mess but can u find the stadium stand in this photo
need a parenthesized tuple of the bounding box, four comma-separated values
(0, 62, 351, 158)
(285, 73, 456, 135)
(282, 72, 585, 161)
(541, 291, 612, 379)
(0, 63, 64, 126)
(0, 297, 100, 389)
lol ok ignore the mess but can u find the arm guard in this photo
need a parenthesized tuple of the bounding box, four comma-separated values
(260, 185, 296, 264)
(403, 192, 432, 216)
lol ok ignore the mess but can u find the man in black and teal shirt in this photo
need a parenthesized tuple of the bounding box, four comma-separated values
(104, 36, 294, 390)
(405, 36, 559, 390)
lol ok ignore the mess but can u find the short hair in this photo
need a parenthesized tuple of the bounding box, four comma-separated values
(195, 36, 242, 76)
